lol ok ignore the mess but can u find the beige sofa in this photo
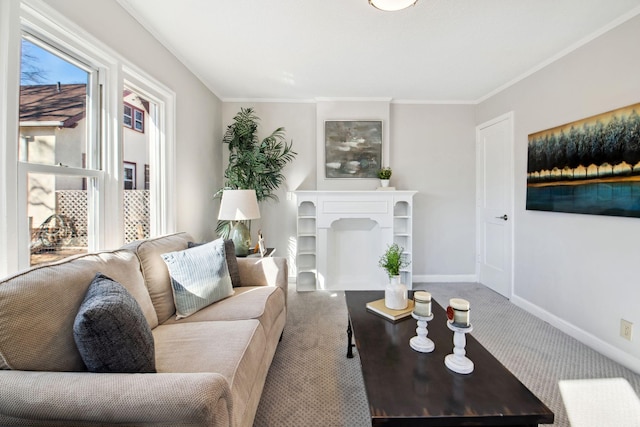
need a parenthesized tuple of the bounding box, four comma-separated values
(0, 232, 288, 427)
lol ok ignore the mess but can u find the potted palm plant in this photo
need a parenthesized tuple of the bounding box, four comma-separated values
(379, 243, 410, 310)
(216, 108, 297, 238)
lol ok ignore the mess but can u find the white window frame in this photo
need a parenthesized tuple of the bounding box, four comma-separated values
(123, 103, 133, 128)
(133, 108, 144, 132)
(16, 10, 113, 269)
(123, 65, 177, 238)
(16, 30, 106, 270)
(0, 0, 21, 277)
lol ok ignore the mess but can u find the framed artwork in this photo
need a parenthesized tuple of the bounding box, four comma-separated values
(324, 120, 382, 178)
(526, 102, 640, 218)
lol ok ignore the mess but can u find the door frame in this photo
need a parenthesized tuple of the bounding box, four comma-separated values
(475, 111, 515, 298)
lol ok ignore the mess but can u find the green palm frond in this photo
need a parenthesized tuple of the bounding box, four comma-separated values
(217, 108, 297, 237)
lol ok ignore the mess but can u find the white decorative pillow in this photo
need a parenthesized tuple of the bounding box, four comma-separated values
(161, 238, 233, 319)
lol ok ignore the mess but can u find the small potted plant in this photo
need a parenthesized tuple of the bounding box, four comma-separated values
(378, 243, 410, 309)
(377, 167, 392, 187)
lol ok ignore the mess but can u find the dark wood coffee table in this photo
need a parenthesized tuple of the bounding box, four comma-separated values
(345, 291, 554, 427)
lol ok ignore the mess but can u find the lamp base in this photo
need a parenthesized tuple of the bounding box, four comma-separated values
(230, 222, 251, 256)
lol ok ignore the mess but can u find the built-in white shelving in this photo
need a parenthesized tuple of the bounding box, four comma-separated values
(294, 191, 416, 291)
(295, 200, 318, 291)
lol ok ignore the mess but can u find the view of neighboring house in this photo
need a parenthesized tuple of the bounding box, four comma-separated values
(19, 83, 151, 259)
(19, 83, 87, 230)
(123, 89, 150, 190)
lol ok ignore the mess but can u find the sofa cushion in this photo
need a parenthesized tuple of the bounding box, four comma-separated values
(162, 239, 234, 319)
(0, 250, 154, 371)
(153, 319, 267, 427)
(161, 286, 285, 341)
(74, 273, 156, 373)
(189, 239, 242, 287)
(122, 232, 193, 324)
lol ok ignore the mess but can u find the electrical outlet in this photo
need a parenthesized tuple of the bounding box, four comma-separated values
(620, 319, 633, 341)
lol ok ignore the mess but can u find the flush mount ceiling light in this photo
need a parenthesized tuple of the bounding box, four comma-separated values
(369, 0, 418, 11)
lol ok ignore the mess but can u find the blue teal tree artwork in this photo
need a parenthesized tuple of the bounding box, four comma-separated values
(526, 103, 640, 218)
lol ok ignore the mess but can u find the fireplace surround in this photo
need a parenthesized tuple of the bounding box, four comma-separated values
(294, 191, 416, 291)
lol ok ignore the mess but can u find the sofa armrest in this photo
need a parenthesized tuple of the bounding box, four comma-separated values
(236, 256, 288, 301)
(0, 370, 232, 427)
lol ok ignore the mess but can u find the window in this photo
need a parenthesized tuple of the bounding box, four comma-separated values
(19, 35, 101, 267)
(123, 104, 132, 128)
(123, 161, 136, 189)
(123, 102, 144, 133)
(134, 109, 144, 132)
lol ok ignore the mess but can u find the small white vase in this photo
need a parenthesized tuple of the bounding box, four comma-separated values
(385, 275, 408, 310)
(380, 179, 390, 187)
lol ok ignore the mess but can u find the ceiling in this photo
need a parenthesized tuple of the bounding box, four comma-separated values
(118, 0, 640, 103)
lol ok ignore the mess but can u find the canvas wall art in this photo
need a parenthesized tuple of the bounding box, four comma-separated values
(526, 102, 640, 218)
(324, 120, 382, 179)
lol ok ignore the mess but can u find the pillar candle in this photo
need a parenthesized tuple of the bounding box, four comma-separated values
(413, 291, 432, 317)
(450, 298, 470, 326)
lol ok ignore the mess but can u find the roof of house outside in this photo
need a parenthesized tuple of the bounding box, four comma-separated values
(19, 83, 86, 128)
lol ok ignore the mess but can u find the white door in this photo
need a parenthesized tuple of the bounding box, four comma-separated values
(476, 113, 514, 298)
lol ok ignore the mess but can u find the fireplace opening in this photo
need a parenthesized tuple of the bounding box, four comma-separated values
(325, 218, 387, 290)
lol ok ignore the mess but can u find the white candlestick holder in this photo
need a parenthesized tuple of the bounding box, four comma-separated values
(445, 321, 474, 374)
(409, 312, 435, 353)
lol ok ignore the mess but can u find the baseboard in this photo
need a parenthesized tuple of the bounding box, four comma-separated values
(413, 274, 478, 283)
(290, 274, 478, 284)
(289, 274, 478, 288)
(511, 294, 640, 375)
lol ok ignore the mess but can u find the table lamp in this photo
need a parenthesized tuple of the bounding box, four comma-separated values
(218, 189, 261, 256)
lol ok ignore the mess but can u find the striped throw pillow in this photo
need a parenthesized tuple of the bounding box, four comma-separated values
(161, 238, 233, 319)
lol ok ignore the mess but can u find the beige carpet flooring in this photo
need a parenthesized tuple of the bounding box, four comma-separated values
(253, 282, 640, 427)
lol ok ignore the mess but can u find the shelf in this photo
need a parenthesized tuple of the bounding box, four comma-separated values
(296, 198, 319, 290)
(297, 250, 316, 256)
(297, 271, 317, 291)
(298, 201, 316, 217)
(393, 201, 410, 217)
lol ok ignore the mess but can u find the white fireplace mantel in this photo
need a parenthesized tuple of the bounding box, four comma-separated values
(294, 190, 416, 291)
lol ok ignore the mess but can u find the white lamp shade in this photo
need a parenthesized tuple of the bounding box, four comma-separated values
(369, 0, 417, 11)
(218, 189, 261, 220)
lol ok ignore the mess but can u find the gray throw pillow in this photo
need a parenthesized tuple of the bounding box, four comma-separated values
(73, 273, 156, 373)
(163, 238, 234, 319)
(188, 239, 242, 287)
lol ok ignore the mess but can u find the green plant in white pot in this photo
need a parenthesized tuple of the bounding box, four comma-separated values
(377, 167, 392, 187)
(379, 243, 410, 309)
(216, 107, 297, 239)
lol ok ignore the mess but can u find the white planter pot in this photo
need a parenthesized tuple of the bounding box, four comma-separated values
(385, 275, 408, 310)
(380, 179, 390, 187)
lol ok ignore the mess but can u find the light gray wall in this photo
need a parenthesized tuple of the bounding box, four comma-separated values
(44, 0, 223, 242)
(221, 102, 477, 280)
(391, 104, 476, 278)
(477, 14, 640, 369)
